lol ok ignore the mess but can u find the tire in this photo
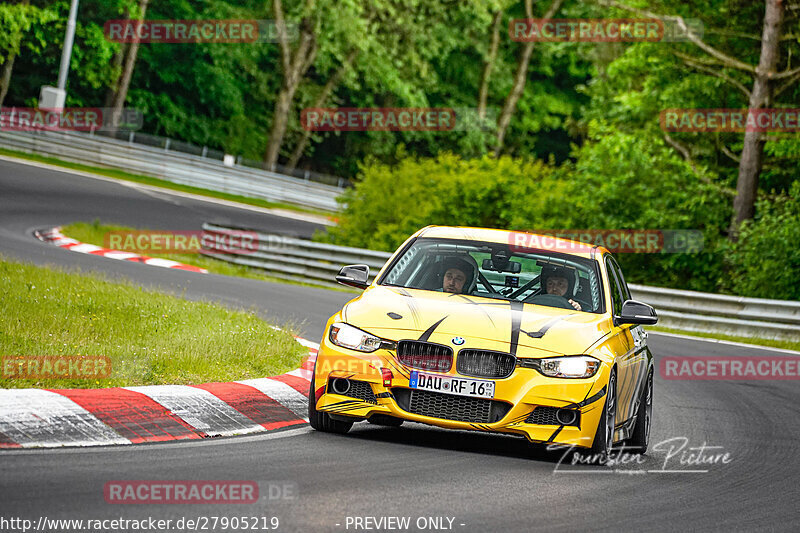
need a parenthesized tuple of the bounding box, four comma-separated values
(308, 374, 353, 434)
(589, 370, 617, 464)
(625, 369, 653, 454)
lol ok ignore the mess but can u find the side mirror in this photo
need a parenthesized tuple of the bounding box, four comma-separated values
(335, 264, 370, 289)
(615, 299, 658, 326)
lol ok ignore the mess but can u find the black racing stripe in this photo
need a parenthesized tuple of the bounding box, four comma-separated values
(453, 295, 498, 327)
(451, 294, 508, 307)
(524, 313, 578, 339)
(509, 300, 524, 356)
(322, 399, 364, 409)
(328, 404, 372, 412)
(388, 362, 410, 380)
(418, 316, 448, 342)
(563, 385, 607, 410)
(547, 425, 565, 443)
(404, 298, 422, 328)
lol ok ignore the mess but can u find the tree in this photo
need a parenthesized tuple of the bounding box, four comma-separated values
(262, 0, 317, 169)
(110, 0, 149, 133)
(597, 0, 800, 234)
(285, 46, 358, 170)
(0, 1, 54, 107)
(495, 0, 564, 153)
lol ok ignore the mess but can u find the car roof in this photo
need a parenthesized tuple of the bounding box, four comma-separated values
(416, 226, 607, 259)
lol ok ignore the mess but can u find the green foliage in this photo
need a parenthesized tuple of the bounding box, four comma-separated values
(2, 0, 798, 299)
(0, 257, 306, 389)
(728, 183, 800, 300)
(558, 121, 730, 291)
(0, 3, 57, 62)
(323, 149, 561, 251)
(324, 129, 732, 292)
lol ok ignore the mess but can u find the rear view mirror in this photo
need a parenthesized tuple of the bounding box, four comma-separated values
(482, 258, 521, 273)
(615, 299, 658, 326)
(335, 264, 370, 289)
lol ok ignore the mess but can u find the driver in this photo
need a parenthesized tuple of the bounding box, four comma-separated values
(540, 265, 582, 311)
(439, 257, 474, 294)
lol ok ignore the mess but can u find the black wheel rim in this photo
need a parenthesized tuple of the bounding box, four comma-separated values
(643, 372, 652, 446)
(606, 375, 616, 453)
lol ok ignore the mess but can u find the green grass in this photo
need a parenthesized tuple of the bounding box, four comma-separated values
(61, 220, 355, 292)
(0, 147, 338, 219)
(0, 257, 308, 389)
(650, 326, 800, 353)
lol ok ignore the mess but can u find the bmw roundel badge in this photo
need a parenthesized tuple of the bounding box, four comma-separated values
(452, 337, 465, 346)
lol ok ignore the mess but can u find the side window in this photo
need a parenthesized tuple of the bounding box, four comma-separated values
(605, 257, 625, 316)
(610, 257, 632, 301)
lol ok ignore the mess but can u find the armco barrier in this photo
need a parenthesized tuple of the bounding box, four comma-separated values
(200, 223, 800, 342)
(0, 129, 343, 211)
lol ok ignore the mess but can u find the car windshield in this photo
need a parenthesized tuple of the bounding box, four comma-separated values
(379, 238, 605, 313)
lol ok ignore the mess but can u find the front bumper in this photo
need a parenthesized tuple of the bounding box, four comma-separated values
(313, 340, 610, 449)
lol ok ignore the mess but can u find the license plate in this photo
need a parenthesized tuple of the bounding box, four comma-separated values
(409, 371, 495, 399)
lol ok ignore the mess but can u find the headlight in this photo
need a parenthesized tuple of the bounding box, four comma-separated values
(524, 355, 600, 378)
(329, 322, 383, 352)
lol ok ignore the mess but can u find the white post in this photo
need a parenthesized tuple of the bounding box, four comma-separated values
(57, 0, 80, 91)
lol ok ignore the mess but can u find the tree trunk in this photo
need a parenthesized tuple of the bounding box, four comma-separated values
(495, 0, 563, 154)
(731, 0, 784, 234)
(110, 0, 148, 133)
(286, 48, 359, 170)
(0, 0, 29, 108)
(478, 10, 502, 120)
(104, 8, 129, 109)
(0, 53, 16, 108)
(263, 0, 317, 169)
(265, 87, 295, 169)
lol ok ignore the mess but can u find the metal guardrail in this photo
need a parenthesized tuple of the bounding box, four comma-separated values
(201, 223, 800, 342)
(0, 129, 344, 211)
(201, 222, 389, 285)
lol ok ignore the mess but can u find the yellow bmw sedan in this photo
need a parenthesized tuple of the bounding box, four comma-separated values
(309, 226, 657, 459)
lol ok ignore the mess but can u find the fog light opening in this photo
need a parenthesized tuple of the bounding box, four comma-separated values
(331, 377, 351, 395)
(556, 408, 577, 426)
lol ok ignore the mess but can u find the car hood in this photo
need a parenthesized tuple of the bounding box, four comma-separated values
(341, 286, 612, 356)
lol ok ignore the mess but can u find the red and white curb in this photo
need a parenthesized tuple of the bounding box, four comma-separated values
(0, 339, 317, 448)
(34, 227, 207, 274)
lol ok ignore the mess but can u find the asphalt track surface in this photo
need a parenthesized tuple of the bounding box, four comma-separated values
(1, 158, 798, 532)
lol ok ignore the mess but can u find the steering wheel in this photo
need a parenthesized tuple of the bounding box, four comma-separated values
(524, 293, 576, 311)
(571, 297, 591, 312)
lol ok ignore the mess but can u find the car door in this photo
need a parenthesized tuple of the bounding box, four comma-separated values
(606, 256, 647, 426)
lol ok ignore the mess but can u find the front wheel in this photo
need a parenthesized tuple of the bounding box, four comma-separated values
(625, 370, 653, 453)
(308, 374, 353, 434)
(589, 370, 617, 464)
